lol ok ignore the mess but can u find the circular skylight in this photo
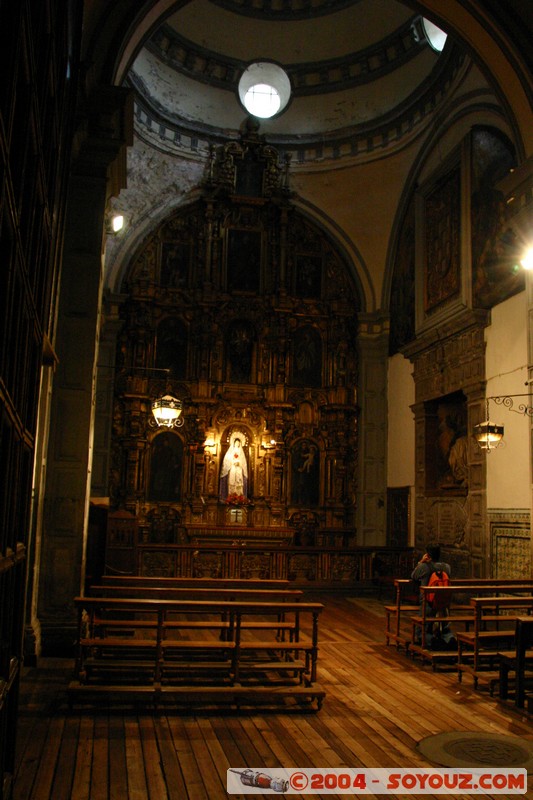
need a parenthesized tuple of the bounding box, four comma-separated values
(238, 62, 291, 119)
(244, 83, 281, 118)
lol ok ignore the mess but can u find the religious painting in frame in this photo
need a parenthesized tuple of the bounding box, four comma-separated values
(291, 325, 322, 387)
(424, 391, 468, 496)
(160, 240, 190, 288)
(295, 254, 322, 298)
(155, 317, 188, 379)
(423, 165, 461, 313)
(415, 145, 470, 334)
(470, 127, 521, 309)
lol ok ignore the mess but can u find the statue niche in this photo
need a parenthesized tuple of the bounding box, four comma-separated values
(219, 429, 250, 502)
(291, 439, 319, 507)
(148, 432, 183, 502)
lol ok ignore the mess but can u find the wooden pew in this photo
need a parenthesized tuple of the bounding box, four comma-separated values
(68, 596, 325, 711)
(386, 578, 533, 651)
(385, 579, 418, 649)
(88, 584, 303, 640)
(498, 616, 533, 708)
(408, 584, 533, 669)
(457, 595, 533, 692)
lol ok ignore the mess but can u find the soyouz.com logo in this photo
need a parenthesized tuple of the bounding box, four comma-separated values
(226, 767, 528, 794)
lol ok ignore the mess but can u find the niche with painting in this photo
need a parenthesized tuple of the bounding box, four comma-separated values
(291, 439, 320, 507)
(425, 392, 468, 495)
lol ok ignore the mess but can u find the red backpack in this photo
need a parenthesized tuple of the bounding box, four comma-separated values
(426, 568, 452, 611)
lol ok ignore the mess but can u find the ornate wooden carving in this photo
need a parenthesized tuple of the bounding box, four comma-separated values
(107, 128, 359, 569)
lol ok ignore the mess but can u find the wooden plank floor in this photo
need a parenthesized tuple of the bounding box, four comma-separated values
(13, 594, 533, 799)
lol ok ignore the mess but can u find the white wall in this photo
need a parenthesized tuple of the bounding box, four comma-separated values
(387, 353, 415, 486)
(484, 290, 530, 509)
(387, 353, 416, 538)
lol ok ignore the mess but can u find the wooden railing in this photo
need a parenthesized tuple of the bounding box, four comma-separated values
(130, 543, 416, 590)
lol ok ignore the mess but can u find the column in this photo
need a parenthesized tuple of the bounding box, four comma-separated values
(35, 88, 132, 654)
(355, 313, 389, 546)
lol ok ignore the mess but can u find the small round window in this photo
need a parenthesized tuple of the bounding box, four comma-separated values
(238, 62, 291, 119)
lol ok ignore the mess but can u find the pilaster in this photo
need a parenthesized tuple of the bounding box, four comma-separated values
(403, 311, 490, 575)
(355, 313, 389, 546)
(35, 88, 132, 654)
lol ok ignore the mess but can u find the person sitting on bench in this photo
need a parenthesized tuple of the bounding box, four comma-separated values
(411, 542, 456, 650)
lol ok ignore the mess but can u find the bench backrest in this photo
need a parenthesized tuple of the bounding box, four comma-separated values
(397, 578, 533, 589)
(88, 585, 303, 601)
(421, 584, 533, 598)
(469, 595, 533, 609)
(99, 575, 290, 590)
(393, 578, 533, 608)
(75, 596, 322, 615)
(418, 585, 533, 618)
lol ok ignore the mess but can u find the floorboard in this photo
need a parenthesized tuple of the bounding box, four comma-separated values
(70, 715, 94, 800)
(12, 594, 533, 799)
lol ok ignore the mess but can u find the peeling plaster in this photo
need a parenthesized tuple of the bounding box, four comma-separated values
(105, 137, 205, 291)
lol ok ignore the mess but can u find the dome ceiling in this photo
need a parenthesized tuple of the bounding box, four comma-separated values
(129, 0, 462, 164)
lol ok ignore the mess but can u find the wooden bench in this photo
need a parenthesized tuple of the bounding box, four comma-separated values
(408, 584, 533, 669)
(498, 616, 533, 709)
(68, 596, 325, 711)
(457, 595, 533, 692)
(88, 585, 303, 640)
(385, 579, 419, 649)
(385, 578, 533, 651)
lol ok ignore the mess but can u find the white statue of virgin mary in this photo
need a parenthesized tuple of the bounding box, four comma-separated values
(219, 431, 248, 500)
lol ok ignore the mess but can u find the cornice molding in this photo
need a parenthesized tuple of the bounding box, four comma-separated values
(209, 0, 360, 20)
(148, 18, 424, 95)
(129, 46, 467, 165)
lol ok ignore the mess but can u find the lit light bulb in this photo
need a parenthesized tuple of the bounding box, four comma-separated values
(111, 214, 124, 233)
(520, 247, 533, 271)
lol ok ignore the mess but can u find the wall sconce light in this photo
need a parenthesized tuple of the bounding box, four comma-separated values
(520, 246, 533, 271)
(106, 212, 125, 234)
(150, 394, 184, 428)
(110, 364, 185, 429)
(474, 394, 533, 451)
(203, 437, 217, 455)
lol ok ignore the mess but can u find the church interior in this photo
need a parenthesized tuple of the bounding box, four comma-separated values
(1, 0, 533, 797)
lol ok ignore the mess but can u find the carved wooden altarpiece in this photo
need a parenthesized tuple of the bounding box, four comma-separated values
(104, 122, 361, 585)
